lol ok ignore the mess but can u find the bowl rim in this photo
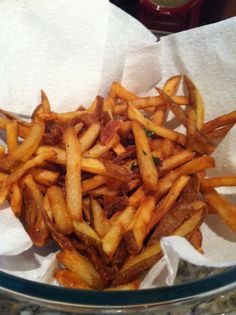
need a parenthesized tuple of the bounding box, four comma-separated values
(1, 267, 236, 308)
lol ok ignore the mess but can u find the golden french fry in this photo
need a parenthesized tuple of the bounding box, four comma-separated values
(160, 150, 196, 173)
(10, 182, 22, 217)
(0, 121, 45, 170)
(110, 82, 137, 101)
(202, 111, 236, 134)
(28, 168, 59, 186)
(5, 150, 56, 186)
(202, 187, 236, 232)
(6, 120, 18, 153)
(57, 249, 103, 289)
(184, 75, 205, 130)
(163, 75, 182, 95)
(22, 175, 49, 246)
(102, 206, 134, 260)
(132, 121, 158, 189)
(106, 280, 140, 291)
(114, 208, 203, 285)
(64, 127, 82, 221)
(41, 90, 51, 113)
(73, 220, 101, 247)
(125, 196, 155, 254)
(90, 198, 111, 238)
(149, 175, 190, 231)
(79, 122, 101, 153)
(201, 175, 236, 188)
(128, 103, 186, 146)
(47, 185, 73, 235)
(54, 269, 92, 290)
(81, 175, 106, 193)
(83, 134, 119, 158)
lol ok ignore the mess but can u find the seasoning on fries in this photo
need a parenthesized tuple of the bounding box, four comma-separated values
(0, 75, 235, 290)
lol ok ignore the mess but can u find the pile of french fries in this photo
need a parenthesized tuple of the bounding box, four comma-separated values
(0, 75, 235, 290)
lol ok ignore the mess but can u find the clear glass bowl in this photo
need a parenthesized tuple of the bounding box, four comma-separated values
(1, 264, 236, 314)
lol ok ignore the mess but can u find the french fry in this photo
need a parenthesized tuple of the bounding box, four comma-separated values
(114, 208, 204, 285)
(132, 121, 158, 189)
(184, 75, 205, 130)
(10, 182, 22, 217)
(83, 134, 119, 158)
(73, 220, 101, 247)
(201, 175, 236, 187)
(64, 127, 82, 221)
(202, 187, 236, 232)
(22, 175, 49, 246)
(38, 110, 87, 124)
(125, 196, 155, 254)
(159, 150, 196, 173)
(79, 122, 101, 153)
(41, 90, 51, 113)
(110, 82, 137, 101)
(4, 150, 56, 186)
(6, 120, 18, 153)
(47, 185, 73, 235)
(90, 198, 111, 238)
(28, 168, 59, 186)
(0, 121, 45, 170)
(81, 175, 106, 193)
(102, 206, 134, 260)
(54, 269, 92, 290)
(57, 249, 103, 289)
(106, 280, 140, 291)
(202, 111, 236, 134)
(149, 175, 190, 231)
(0, 145, 5, 158)
(128, 103, 186, 146)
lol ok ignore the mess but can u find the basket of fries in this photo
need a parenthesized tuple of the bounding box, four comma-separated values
(0, 1, 236, 314)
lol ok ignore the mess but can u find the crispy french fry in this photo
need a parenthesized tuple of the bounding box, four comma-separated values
(73, 220, 101, 247)
(38, 110, 87, 124)
(125, 196, 155, 254)
(90, 198, 111, 238)
(0, 145, 5, 158)
(22, 175, 49, 246)
(114, 208, 204, 285)
(57, 249, 103, 289)
(5, 150, 56, 186)
(54, 269, 92, 290)
(132, 121, 158, 189)
(83, 134, 119, 158)
(184, 75, 205, 130)
(106, 280, 140, 291)
(0, 121, 45, 170)
(160, 150, 196, 173)
(110, 82, 137, 101)
(149, 175, 190, 231)
(6, 120, 18, 153)
(47, 185, 73, 235)
(202, 111, 236, 134)
(28, 168, 59, 186)
(202, 187, 236, 232)
(10, 182, 22, 217)
(201, 175, 236, 187)
(41, 90, 51, 113)
(64, 127, 82, 221)
(102, 206, 134, 260)
(79, 122, 101, 153)
(163, 75, 181, 95)
(82, 175, 106, 193)
(128, 103, 186, 146)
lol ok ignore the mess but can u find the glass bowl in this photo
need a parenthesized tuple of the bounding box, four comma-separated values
(1, 263, 236, 314)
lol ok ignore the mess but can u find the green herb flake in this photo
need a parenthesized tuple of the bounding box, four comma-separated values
(142, 150, 147, 156)
(143, 127, 155, 139)
(152, 156, 162, 166)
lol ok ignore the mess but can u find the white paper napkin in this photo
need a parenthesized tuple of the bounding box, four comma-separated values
(0, 2, 236, 287)
(0, 0, 160, 114)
